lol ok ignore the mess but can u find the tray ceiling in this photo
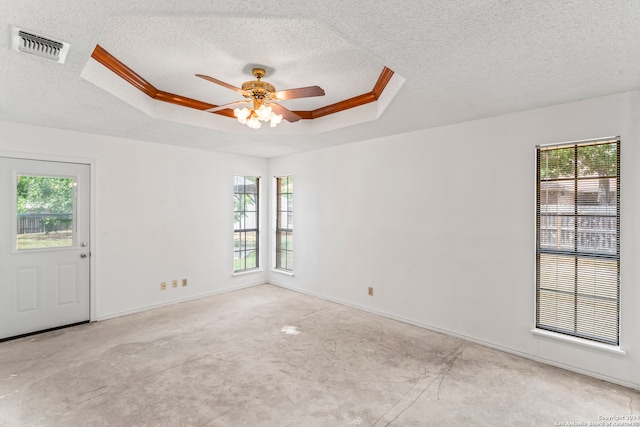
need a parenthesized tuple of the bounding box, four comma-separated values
(82, 17, 403, 136)
(2, 1, 640, 158)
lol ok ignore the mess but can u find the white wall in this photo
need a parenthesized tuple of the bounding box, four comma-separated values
(2, 91, 638, 389)
(0, 122, 268, 320)
(268, 91, 640, 389)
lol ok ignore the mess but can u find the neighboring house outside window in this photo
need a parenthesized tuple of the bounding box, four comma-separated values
(234, 176, 259, 272)
(536, 138, 620, 345)
(275, 176, 293, 271)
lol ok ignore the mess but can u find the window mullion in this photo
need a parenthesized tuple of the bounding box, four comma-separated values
(573, 146, 578, 335)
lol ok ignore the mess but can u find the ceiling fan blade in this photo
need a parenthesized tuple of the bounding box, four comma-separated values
(269, 103, 301, 122)
(204, 100, 251, 113)
(195, 74, 246, 95)
(271, 86, 325, 100)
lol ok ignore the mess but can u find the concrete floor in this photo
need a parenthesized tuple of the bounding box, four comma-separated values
(0, 285, 638, 426)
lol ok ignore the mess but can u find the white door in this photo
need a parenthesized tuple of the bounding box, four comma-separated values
(0, 158, 90, 339)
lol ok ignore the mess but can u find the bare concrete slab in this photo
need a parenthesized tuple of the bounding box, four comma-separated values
(0, 285, 637, 426)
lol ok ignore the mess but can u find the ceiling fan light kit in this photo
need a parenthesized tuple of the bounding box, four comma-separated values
(197, 67, 325, 129)
(235, 105, 283, 128)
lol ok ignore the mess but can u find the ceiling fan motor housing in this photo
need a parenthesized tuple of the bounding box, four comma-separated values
(241, 67, 275, 99)
(241, 80, 275, 98)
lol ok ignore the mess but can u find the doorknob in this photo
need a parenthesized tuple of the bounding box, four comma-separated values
(80, 253, 88, 258)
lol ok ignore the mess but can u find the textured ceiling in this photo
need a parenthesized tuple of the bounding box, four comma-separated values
(97, 17, 384, 109)
(1, 1, 640, 158)
(80, 16, 402, 138)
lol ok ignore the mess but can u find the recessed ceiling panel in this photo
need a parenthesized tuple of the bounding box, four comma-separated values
(84, 16, 403, 135)
(96, 16, 386, 109)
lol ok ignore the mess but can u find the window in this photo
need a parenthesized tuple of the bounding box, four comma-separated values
(16, 175, 74, 250)
(234, 176, 259, 272)
(275, 176, 293, 271)
(536, 138, 620, 345)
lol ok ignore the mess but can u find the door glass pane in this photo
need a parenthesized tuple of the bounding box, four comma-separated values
(16, 175, 74, 250)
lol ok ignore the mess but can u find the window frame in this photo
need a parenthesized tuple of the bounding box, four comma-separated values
(233, 175, 259, 273)
(535, 137, 620, 346)
(275, 175, 293, 272)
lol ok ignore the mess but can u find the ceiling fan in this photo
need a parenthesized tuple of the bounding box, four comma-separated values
(196, 68, 325, 129)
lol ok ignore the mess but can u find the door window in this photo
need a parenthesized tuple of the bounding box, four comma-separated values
(16, 175, 75, 250)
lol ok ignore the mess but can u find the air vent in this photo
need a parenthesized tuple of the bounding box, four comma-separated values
(11, 26, 70, 64)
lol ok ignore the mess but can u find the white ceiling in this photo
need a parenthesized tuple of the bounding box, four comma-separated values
(1, 1, 640, 158)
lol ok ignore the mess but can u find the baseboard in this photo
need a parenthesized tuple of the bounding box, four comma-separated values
(267, 281, 639, 391)
(94, 281, 263, 322)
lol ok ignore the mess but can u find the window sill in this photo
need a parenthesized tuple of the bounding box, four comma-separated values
(530, 329, 626, 356)
(232, 269, 263, 277)
(271, 268, 294, 277)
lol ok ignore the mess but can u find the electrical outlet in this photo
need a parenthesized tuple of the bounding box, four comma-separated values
(368, 286, 374, 296)
(182, 278, 187, 287)
(161, 282, 167, 291)
(172, 280, 178, 288)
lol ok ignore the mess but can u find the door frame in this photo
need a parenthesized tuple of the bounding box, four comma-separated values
(0, 149, 97, 322)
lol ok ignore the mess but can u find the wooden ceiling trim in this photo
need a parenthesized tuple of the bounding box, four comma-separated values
(308, 67, 394, 119)
(91, 45, 234, 117)
(308, 93, 377, 119)
(291, 111, 313, 120)
(302, 68, 392, 119)
(372, 67, 394, 99)
(91, 44, 394, 121)
(154, 91, 234, 118)
(91, 45, 157, 98)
